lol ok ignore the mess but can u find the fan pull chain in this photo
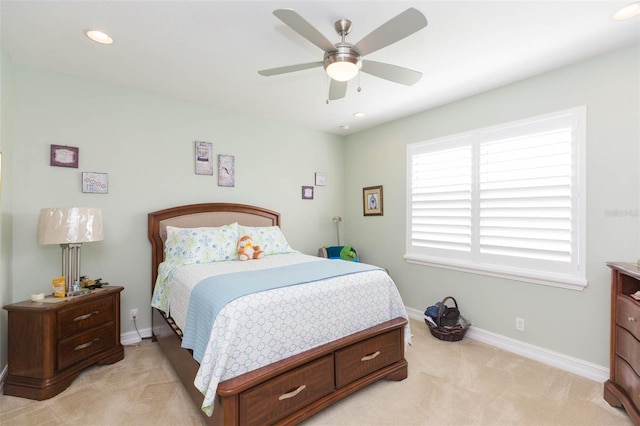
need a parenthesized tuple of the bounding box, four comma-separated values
(357, 72, 362, 93)
(326, 75, 331, 104)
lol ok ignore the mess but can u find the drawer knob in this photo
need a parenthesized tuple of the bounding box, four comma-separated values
(278, 385, 306, 401)
(74, 310, 99, 321)
(629, 316, 637, 323)
(361, 351, 381, 362)
(74, 337, 100, 351)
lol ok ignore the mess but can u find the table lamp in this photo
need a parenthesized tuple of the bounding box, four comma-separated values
(332, 216, 342, 245)
(37, 207, 104, 296)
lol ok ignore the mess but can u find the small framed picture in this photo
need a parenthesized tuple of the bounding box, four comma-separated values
(218, 154, 235, 187)
(50, 145, 79, 168)
(363, 185, 383, 216)
(82, 172, 108, 194)
(315, 172, 326, 186)
(302, 186, 314, 200)
(195, 141, 213, 175)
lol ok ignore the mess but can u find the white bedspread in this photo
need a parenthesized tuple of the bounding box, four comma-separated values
(152, 253, 410, 416)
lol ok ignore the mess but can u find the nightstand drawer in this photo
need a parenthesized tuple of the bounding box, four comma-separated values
(617, 326, 640, 377)
(239, 354, 334, 425)
(616, 356, 640, 410)
(57, 322, 115, 370)
(58, 296, 114, 339)
(335, 328, 402, 388)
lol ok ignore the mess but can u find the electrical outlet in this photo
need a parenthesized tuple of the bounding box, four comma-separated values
(515, 317, 525, 332)
(130, 308, 138, 320)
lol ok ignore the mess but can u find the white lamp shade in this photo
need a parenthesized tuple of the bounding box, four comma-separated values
(37, 207, 104, 245)
(613, 2, 640, 20)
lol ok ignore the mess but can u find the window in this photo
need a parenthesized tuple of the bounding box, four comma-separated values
(406, 107, 586, 289)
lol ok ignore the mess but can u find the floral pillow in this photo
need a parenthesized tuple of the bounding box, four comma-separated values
(164, 223, 238, 266)
(237, 225, 296, 256)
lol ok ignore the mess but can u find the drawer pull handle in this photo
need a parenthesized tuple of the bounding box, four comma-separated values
(278, 385, 306, 401)
(74, 310, 99, 321)
(74, 338, 99, 351)
(629, 316, 637, 323)
(361, 351, 381, 362)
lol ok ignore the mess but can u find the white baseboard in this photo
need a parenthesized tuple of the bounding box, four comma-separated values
(2, 316, 607, 392)
(121, 326, 153, 346)
(405, 306, 609, 383)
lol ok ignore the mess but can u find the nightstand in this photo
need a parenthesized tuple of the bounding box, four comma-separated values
(2, 286, 124, 400)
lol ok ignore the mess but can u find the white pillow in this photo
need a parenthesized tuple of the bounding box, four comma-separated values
(237, 225, 295, 256)
(164, 223, 238, 265)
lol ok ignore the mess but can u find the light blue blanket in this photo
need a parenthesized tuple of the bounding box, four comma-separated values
(182, 260, 382, 363)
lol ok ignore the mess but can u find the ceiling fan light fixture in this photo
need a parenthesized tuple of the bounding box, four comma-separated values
(324, 46, 361, 82)
(613, 2, 640, 20)
(326, 61, 359, 82)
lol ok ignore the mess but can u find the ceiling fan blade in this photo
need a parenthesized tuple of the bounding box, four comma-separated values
(273, 9, 336, 52)
(360, 60, 422, 86)
(353, 8, 427, 56)
(258, 61, 323, 76)
(328, 79, 347, 100)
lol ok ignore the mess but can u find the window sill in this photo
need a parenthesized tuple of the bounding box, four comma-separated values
(403, 254, 588, 291)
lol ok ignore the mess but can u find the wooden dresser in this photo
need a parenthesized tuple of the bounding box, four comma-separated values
(604, 262, 640, 424)
(3, 286, 124, 400)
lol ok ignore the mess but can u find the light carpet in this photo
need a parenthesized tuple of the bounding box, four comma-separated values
(0, 319, 633, 425)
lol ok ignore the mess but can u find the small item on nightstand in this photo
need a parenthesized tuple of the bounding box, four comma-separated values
(30, 293, 45, 302)
(52, 276, 65, 297)
(81, 277, 105, 290)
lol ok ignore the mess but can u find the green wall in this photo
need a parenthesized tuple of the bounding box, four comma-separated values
(344, 44, 640, 367)
(5, 64, 345, 341)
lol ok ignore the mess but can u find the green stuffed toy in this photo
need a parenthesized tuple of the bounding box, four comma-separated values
(319, 245, 359, 262)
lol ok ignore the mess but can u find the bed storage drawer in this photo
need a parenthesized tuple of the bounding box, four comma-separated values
(239, 354, 334, 425)
(335, 328, 402, 388)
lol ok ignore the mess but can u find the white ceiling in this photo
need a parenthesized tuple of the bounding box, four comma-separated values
(1, 1, 638, 135)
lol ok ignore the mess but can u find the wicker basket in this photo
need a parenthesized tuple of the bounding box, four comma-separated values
(424, 296, 470, 342)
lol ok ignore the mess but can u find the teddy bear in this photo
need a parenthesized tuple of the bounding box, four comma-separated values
(237, 234, 264, 261)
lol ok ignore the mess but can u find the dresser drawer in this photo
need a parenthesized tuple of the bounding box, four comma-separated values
(335, 328, 402, 388)
(616, 356, 640, 409)
(239, 354, 334, 425)
(617, 325, 640, 377)
(57, 322, 116, 370)
(58, 296, 114, 339)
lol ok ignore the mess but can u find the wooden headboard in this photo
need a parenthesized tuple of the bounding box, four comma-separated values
(148, 203, 280, 288)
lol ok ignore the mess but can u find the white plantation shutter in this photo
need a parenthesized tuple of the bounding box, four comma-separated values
(410, 137, 473, 257)
(406, 107, 586, 289)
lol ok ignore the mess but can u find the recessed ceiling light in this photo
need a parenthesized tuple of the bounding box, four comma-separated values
(613, 2, 640, 20)
(85, 30, 114, 45)
(353, 112, 367, 118)
(340, 124, 350, 130)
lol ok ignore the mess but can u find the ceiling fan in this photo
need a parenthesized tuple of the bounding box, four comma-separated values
(258, 8, 428, 101)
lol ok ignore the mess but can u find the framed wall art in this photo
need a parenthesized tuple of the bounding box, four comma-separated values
(218, 154, 235, 187)
(50, 145, 79, 168)
(302, 186, 314, 200)
(195, 141, 213, 175)
(363, 185, 383, 216)
(82, 172, 108, 194)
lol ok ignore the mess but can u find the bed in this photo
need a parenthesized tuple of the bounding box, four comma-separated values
(148, 202, 409, 425)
